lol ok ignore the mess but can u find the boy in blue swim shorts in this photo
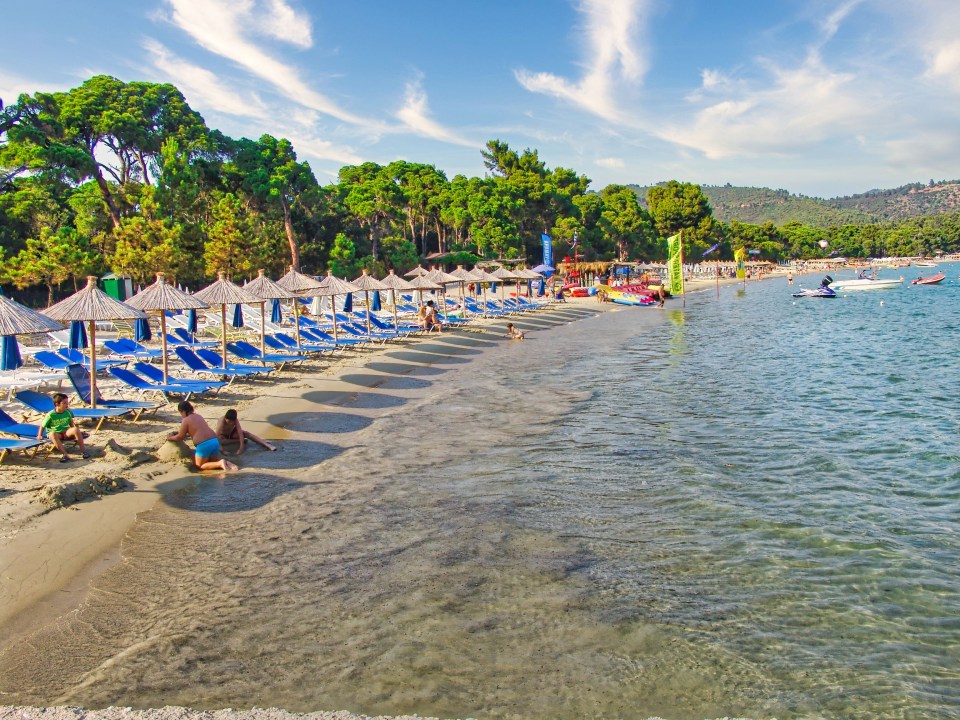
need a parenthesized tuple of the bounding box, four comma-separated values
(167, 401, 237, 471)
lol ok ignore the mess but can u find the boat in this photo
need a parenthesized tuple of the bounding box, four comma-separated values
(829, 271, 903, 291)
(793, 275, 837, 298)
(792, 286, 837, 298)
(914, 261, 938, 268)
(912, 272, 946, 285)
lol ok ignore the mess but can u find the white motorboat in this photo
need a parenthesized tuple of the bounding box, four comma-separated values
(829, 273, 903, 291)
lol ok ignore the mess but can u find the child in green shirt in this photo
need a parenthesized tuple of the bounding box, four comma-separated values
(40, 393, 89, 462)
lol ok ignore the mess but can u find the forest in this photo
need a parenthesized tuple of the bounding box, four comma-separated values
(3, 75, 960, 304)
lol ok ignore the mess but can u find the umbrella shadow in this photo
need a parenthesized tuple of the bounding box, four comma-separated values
(158, 471, 307, 514)
(338, 372, 433, 390)
(415, 341, 482, 356)
(362, 361, 446, 377)
(383, 350, 471, 365)
(302, 389, 408, 408)
(431, 335, 498, 349)
(267, 410, 374, 434)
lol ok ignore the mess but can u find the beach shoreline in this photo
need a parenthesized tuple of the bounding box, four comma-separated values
(0, 278, 770, 718)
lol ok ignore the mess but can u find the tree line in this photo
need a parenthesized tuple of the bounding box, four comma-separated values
(3, 75, 959, 304)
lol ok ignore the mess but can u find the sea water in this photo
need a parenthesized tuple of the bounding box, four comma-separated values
(2, 269, 959, 719)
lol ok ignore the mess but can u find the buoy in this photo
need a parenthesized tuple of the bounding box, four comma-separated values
(880, 301, 885, 306)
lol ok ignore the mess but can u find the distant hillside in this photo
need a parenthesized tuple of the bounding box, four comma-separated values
(628, 180, 960, 227)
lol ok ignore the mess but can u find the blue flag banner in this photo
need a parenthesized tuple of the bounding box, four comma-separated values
(702, 243, 720, 257)
(541, 233, 553, 270)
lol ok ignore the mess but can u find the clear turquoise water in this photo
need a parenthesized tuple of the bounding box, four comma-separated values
(2, 269, 958, 719)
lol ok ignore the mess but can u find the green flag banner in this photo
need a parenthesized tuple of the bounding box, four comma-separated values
(666, 233, 684, 296)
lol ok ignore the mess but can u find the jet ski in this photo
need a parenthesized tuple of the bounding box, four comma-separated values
(792, 275, 838, 298)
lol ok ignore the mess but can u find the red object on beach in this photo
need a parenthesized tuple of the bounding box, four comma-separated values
(912, 273, 946, 285)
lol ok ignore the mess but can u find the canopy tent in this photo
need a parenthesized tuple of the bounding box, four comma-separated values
(126, 272, 209, 383)
(43, 276, 147, 408)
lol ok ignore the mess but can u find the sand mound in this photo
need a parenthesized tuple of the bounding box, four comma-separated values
(36, 474, 131, 509)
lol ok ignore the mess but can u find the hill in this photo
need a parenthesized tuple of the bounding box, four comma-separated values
(628, 181, 960, 227)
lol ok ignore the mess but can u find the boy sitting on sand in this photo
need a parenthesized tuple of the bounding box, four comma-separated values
(217, 408, 277, 455)
(40, 392, 90, 463)
(167, 400, 237, 471)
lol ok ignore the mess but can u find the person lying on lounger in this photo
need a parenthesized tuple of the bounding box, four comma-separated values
(217, 408, 277, 455)
(40, 392, 90, 463)
(167, 400, 237, 471)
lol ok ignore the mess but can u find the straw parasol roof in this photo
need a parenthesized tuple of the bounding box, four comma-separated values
(379, 270, 415, 290)
(404, 265, 429, 278)
(350, 269, 389, 292)
(446, 266, 477, 282)
(246, 269, 297, 300)
(244, 270, 297, 356)
(45, 276, 147, 324)
(488, 266, 519, 280)
(194, 272, 263, 369)
(127, 272, 209, 383)
(405, 274, 443, 291)
(514, 266, 544, 279)
(426, 268, 462, 285)
(316, 272, 361, 295)
(194, 272, 262, 306)
(0, 294, 64, 336)
(277, 266, 324, 294)
(43, 276, 147, 408)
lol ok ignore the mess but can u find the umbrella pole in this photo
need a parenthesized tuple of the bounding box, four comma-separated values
(160, 314, 170, 384)
(220, 305, 228, 369)
(365, 290, 372, 335)
(89, 320, 97, 408)
(331, 294, 339, 343)
(293, 297, 302, 350)
(392, 301, 399, 336)
(260, 303, 267, 358)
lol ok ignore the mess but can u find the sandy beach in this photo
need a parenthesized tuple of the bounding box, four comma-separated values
(0, 278, 760, 719)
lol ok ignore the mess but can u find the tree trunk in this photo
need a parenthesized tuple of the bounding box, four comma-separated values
(280, 194, 300, 271)
(93, 166, 123, 228)
(138, 151, 152, 186)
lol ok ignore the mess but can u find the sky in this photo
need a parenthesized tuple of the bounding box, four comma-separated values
(3, 0, 960, 198)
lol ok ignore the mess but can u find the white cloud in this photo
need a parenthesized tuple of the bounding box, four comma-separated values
(595, 157, 625, 168)
(395, 77, 477, 147)
(258, 0, 312, 49)
(144, 39, 268, 119)
(515, 0, 651, 122)
(162, 0, 378, 128)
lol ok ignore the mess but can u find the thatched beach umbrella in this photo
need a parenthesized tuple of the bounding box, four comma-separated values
(127, 272, 209, 383)
(43, 276, 147, 407)
(425, 268, 462, 321)
(444, 265, 477, 317)
(514, 266, 544, 300)
(351, 269, 389, 335)
(489, 266, 519, 311)
(315, 271, 361, 343)
(472, 267, 501, 313)
(277, 266, 324, 350)
(194, 272, 262, 369)
(0, 294, 65, 371)
(378, 270, 415, 334)
(245, 269, 296, 355)
(404, 265, 429, 278)
(405, 274, 443, 325)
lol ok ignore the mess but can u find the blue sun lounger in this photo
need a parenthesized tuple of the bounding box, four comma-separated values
(67, 364, 164, 420)
(195, 348, 275, 377)
(132, 362, 227, 392)
(174, 347, 270, 381)
(0, 437, 47, 464)
(227, 340, 304, 369)
(0, 407, 47, 440)
(108, 366, 206, 402)
(16, 389, 131, 432)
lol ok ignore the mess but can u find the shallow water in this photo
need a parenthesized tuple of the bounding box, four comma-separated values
(2, 276, 959, 719)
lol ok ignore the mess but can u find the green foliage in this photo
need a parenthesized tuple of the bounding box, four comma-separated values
(380, 235, 420, 274)
(4, 227, 98, 305)
(328, 232, 359, 278)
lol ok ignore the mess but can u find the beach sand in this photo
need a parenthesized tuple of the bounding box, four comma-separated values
(0, 279, 758, 719)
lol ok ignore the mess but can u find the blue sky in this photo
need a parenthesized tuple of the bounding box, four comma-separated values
(3, 0, 959, 198)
